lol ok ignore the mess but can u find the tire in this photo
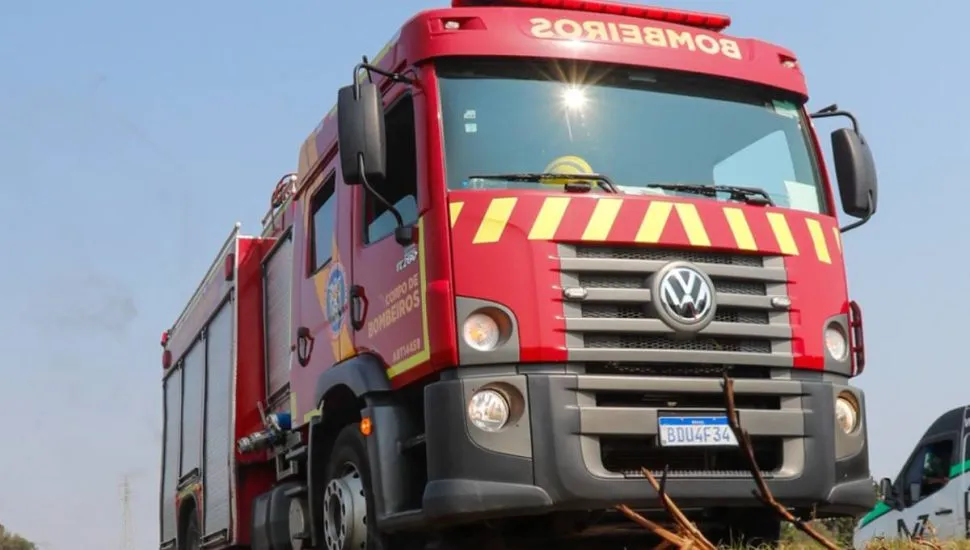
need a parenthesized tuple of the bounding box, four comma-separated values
(321, 424, 389, 550)
(182, 509, 201, 550)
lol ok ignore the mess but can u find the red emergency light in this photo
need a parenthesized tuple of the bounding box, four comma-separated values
(451, 0, 731, 32)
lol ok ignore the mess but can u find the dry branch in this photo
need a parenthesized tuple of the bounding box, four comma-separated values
(613, 450, 718, 548)
(615, 503, 690, 547)
(641, 467, 716, 550)
(614, 470, 722, 550)
(720, 372, 842, 550)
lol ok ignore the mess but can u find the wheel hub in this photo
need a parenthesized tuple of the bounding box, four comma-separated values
(323, 464, 368, 550)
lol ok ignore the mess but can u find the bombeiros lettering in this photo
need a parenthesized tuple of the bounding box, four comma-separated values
(367, 274, 421, 339)
(529, 17, 742, 60)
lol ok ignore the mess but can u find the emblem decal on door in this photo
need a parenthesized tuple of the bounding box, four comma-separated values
(326, 263, 348, 337)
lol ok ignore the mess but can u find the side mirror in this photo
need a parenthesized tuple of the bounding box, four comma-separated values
(337, 82, 386, 187)
(831, 128, 878, 219)
(878, 478, 893, 501)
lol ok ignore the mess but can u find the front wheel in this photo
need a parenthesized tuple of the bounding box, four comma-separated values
(321, 424, 392, 550)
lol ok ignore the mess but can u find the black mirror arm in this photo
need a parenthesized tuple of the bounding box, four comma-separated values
(356, 154, 415, 246)
(810, 103, 862, 135)
(839, 190, 875, 234)
(352, 61, 418, 99)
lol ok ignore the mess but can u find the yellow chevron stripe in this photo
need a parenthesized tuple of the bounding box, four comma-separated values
(805, 218, 831, 264)
(832, 226, 841, 253)
(674, 203, 710, 247)
(473, 197, 517, 244)
(581, 198, 623, 241)
(634, 201, 673, 243)
(449, 202, 464, 228)
(766, 212, 798, 255)
(529, 196, 570, 240)
(723, 207, 758, 251)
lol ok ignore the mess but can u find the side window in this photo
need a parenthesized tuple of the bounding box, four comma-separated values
(310, 174, 337, 273)
(902, 440, 954, 506)
(365, 94, 418, 244)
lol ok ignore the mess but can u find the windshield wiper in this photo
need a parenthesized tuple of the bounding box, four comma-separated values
(644, 183, 774, 206)
(466, 172, 618, 194)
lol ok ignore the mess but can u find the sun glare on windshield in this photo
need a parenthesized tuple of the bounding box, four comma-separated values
(561, 86, 587, 110)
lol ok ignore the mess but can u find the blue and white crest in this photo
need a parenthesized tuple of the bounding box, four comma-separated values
(325, 263, 347, 334)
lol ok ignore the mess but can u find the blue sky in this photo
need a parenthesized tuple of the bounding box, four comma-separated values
(1, 0, 967, 547)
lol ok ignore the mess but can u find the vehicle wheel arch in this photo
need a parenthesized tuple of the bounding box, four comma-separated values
(311, 355, 386, 484)
(312, 352, 393, 408)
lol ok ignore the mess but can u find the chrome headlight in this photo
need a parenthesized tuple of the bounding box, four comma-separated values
(825, 323, 849, 361)
(835, 392, 860, 434)
(462, 312, 502, 352)
(467, 389, 510, 433)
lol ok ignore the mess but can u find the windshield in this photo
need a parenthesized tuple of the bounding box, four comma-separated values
(436, 58, 827, 214)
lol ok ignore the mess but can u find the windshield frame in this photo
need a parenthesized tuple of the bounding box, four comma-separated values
(432, 56, 832, 216)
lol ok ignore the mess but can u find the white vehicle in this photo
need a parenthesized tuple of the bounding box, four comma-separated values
(854, 406, 970, 547)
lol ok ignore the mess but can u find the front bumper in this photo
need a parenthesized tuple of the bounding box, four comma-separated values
(421, 369, 876, 525)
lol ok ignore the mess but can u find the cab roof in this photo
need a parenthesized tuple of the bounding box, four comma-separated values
(295, 1, 808, 186)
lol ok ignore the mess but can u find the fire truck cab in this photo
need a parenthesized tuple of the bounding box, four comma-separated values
(159, 1, 881, 549)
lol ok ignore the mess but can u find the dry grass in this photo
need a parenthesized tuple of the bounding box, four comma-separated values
(857, 542, 970, 550)
(773, 542, 970, 550)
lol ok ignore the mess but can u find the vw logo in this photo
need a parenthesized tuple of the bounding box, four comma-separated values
(650, 262, 717, 333)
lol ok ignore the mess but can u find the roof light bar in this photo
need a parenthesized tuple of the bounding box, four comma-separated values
(451, 0, 731, 32)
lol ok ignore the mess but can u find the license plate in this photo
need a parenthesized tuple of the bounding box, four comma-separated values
(657, 416, 738, 447)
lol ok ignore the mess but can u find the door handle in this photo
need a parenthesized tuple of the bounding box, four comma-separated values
(350, 285, 368, 331)
(935, 507, 953, 516)
(295, 326, 314, 367)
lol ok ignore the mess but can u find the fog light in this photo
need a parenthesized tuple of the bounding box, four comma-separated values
(835, 393, 860, 434)
(467, 389, 510, 433)
(825, 324, 848, 361)
(463, 312, 501, 351)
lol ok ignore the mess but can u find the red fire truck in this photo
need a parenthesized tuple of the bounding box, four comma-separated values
(159, 1, 880, 548)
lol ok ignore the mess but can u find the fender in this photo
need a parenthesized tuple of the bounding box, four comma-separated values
(313, 351, 392, 406)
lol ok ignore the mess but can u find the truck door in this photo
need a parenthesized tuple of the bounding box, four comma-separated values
(892, 436, 961, 540)
(351, 89, 425, 378)
(289, 158, 356, 424)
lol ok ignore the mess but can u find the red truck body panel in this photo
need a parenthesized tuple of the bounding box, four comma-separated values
(161, 234, 277, 547)
(447, 190, 849, 370)
(405, 6, 807, 94)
